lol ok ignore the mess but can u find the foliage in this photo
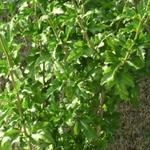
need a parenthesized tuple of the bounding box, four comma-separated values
(0, 0, 150, 149)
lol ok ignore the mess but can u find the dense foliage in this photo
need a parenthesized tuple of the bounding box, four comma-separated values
(0, 0, 150, 149)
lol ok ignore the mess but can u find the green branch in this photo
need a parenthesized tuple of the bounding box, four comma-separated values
(72, 0, 95, 51)
(0, 34, 32, 150)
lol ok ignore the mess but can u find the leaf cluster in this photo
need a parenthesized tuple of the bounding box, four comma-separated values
(0, 0, 150, 149)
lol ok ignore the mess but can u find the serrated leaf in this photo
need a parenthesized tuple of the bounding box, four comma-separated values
(67, 40, 93, 62)
(115, 80, 129, 99)
(101, 66, 116, 85)
(115, 72, 134, 99)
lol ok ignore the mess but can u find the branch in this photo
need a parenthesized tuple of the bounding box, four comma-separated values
(0, 34, 32, 150)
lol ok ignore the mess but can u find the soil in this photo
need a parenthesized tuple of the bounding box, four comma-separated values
(108, 78, 150, 150)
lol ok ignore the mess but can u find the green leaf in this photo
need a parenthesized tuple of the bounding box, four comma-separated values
(74, 121, 80, 136)
(67, 40, 93, 62)
(31, 132, 43, 142)
(5, 128, 19, 137)
(80, 120, 97, 140)
(104, 51, 119, 64)
(121, 72, 134, 87)
(101, 66, 116, 86)
(114, 72, 134, 99)
(115, 80, 129, 100)
(137, 47, 145, 61)
(127, 56, 144, 69)
(43, 130, 56, 146)
(32, 130, 55, 145)
(67, 48, 84, 62)
(1, 136, 12, 150)
(46, 79, 62, 98)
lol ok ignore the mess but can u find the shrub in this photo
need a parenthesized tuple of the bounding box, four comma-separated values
(0, 0, 150, 149)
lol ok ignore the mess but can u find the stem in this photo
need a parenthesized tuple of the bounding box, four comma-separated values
(42, 62, 46, 85)
(0, 35, 22, 116)
(39, 4, 68, 54)
(72, 0, 95, 51)
(0, 34, 32, 150)
(39, 5, 60, 42)
(122, 0, 128, 13)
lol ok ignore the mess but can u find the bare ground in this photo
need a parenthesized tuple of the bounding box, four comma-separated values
(108, 78, 150, 150)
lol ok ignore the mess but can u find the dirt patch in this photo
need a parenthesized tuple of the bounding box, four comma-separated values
(108, 78, 150, 150)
